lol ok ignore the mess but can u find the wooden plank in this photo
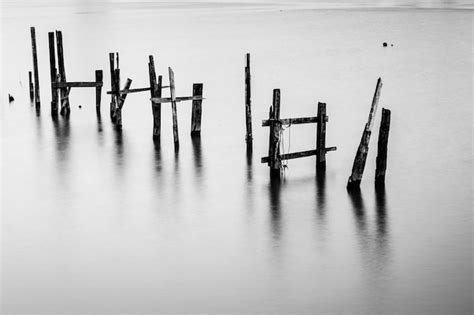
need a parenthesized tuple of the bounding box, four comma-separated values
(48, 32, 58, 116)
(191, 83, 203, 137)
(53, 81, 103, 88)
(28, 71, 34, 102)
(169, 67, 179, 148)
(109, 52, 116, 119)
(261, 147, 337, 163)
(375, 108, 391, 185)
(95, 70, 103, 114)
(106, 86, 151, 95)
(269, 89, 282, 179)
(316, 102, 327, 170)
(115, 78, 132, 130)
(56, 30, 70, 116)
(30, 27, 40, 107)
(347, 77, 383, 189)
(245, 53, 252, 144)
(150, 96, 204, 103)
(148, 55, 161, 140)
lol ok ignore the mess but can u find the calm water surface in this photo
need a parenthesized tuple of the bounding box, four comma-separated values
(1, 2, 472, 314)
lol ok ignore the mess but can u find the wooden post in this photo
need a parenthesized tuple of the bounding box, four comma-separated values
(269, 89, 282, 179)
(56, 30, 70, 116)
(316, 102, 327, 171)
(169, 67, 179, 148)
(148, 56, 161, 140)
(375, 108, 391, 186)
(115, 78, 132, 130)
(109, 52, 116, 120)
(111, 68, 120, 123)
(28, 71, 34, 102)
(30, 27, 40, 107)
(95, 70, 103, 115)
(347, 78, 383, 189)
(48, 32, 58, 116)
(245, 53, 252, 145)
(191, 83, 203, 137)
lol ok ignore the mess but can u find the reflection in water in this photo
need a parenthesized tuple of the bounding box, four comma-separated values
(52, 117, 71, 165)
(315, 171, 326, 226)
(375, 184, 389, 266)
(246, 148, 253, 183)
(191, 136, 203, 176)
(152, 139, 162, 173)
(348, 187, 367, 234)
(113, 129, 126, 175)
(268, 178, 282, 243)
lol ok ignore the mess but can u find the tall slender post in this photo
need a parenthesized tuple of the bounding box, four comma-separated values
(269, 89, 281, 180)
(30, 27, 40, 108)
(115, 78, 132, 130)
(169, 67, 179, 149)
(148, 56, 161, 140)
(28, 71, 34, 102)
(347, 78, 383, 189)
(191, 83, 203, 137)
(56, 30, 70, 117)
(245, 53, 252, 146)
(109, 52, 116, 120)
(316, 102, 327, 171)
(95, 70, 103, 115)
(375, 108, 391, 186)
(48, 32, 58, 116)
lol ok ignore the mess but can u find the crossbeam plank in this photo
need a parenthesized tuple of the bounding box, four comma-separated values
(107, 87, 150, 95)
(150, 96, 204, 103)
(261, 147, 336, 163)
(262, 116, 328, 127)
(53, 81, 103, 88)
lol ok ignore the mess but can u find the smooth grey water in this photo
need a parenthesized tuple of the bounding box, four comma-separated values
(1, 2, 473, 314)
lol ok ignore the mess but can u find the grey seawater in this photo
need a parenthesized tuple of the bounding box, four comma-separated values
(1, 2, 472, 314)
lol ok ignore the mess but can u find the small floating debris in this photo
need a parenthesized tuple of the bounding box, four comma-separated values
(8, 94, 14, 102)
(78, 105, 82, 109)
(383, 42, 388, 47)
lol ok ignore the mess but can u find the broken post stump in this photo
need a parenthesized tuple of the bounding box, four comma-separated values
(115, 78, 132, 130)
(148, 55, 161, 140)
(95, 70, 103, 115)
(28, 71, 34, 102)
(375, 108, 391, 186)
(48, 32, 58, 116)
(191, 83, 203, 137)
(316, 102, 328, 171)
(245, 53, 252, 146)
(347, 77, 383, 189)
(269, 89, 282, 179)
(56, 30, 70, 116)
(109, 52, 117, 120)
(30, 26, 40, 108)
(169, 67, 179, 149)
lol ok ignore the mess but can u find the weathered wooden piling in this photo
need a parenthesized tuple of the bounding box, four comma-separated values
(347, 77, 383, 189)
(30, 27, 40, 107)
(48, 32, 58, 116)
(268, 89, 282, 179)
(316, 102, 327, 171)
(55, 30, 70, 116)
(115, 78, 132, 130)
(148, 55, 161, 140)
(191, 83, 203, 137)
(169, 67, 179, 148)
(28, 71, 34, 102)
(95, 70, 103, 114)
(245, 53, 252, 146)
(375, 108, 391, 186)
(109, 52, 117, 120)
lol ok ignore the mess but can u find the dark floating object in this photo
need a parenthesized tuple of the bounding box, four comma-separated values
(391, 44, 394, 47)
(383, 42, 388, 47)
(78, 105, 82, 109)
(8, 94, 14, 102)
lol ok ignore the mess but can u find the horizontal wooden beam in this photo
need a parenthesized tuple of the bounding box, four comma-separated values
(150, 96, 204, 103)
(53, 81, 103, 88)
(262, 116, 328, 127)
(261, 147, 336, 163)
(107, 85, 170, 95)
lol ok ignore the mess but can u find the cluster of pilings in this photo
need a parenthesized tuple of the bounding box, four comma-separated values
(27, 26, 391, 187)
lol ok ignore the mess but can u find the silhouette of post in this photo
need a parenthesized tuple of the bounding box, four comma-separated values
(375, 108, 391, 185)
(245, 53, 252, 147)
(191, 83, 203, 137)
(30, 27, 40, 108)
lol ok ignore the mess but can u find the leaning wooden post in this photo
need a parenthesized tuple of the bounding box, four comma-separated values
(191, 83, 203, 137)
(30, 27, 40, 108)
(316, 102, 327, 171)
(48, 32, 58, 116)
(375, 108, 391, 186)
(347, 78, 383, 189)
(169, 67, 179, 148)
(148, 56, 161, 140)
(95, 70, 103, 115)
(115, 78, 132, 130)
(245, 53, 252, 146)
(56, 30, 70, 116)
(28, 71, 34, 102)
(269, 89, 282, 179)
(109, 52, 116, 119)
